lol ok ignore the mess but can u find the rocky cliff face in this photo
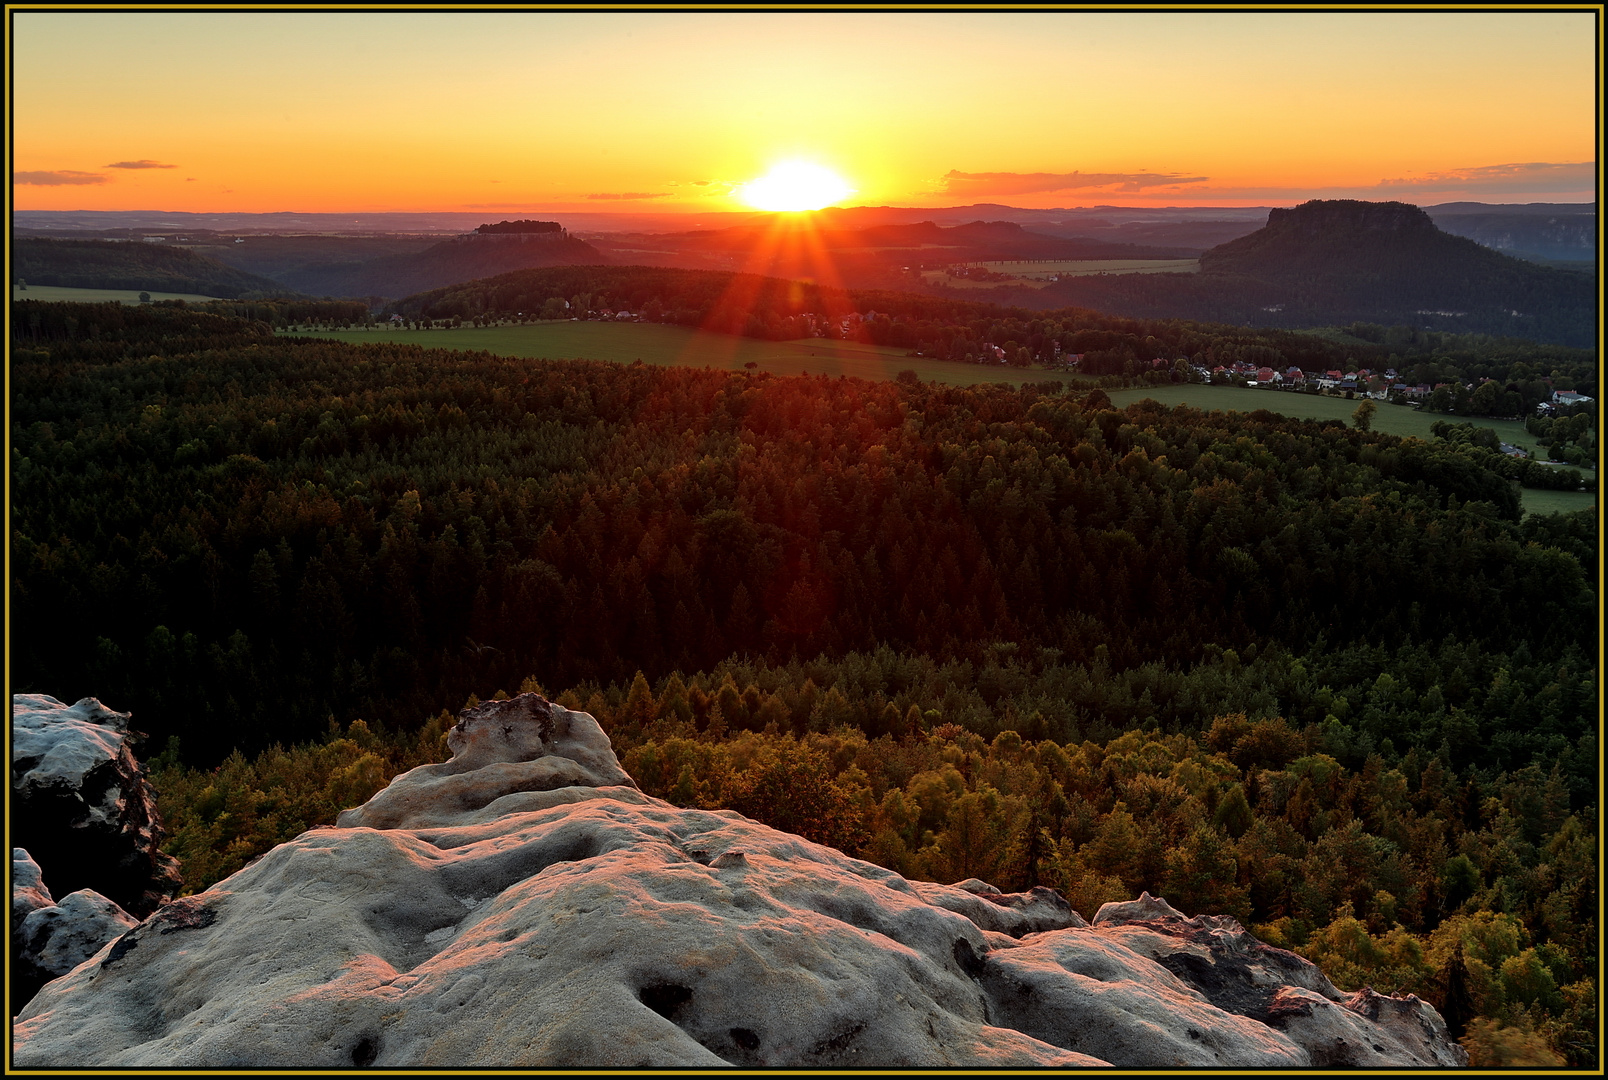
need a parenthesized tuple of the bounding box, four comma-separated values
(1201, 199, 1457, 275)
(11, 695, 181, 918)
(13, 693, 1466, 1068)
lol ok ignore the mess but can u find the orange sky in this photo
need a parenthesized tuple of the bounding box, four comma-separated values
(10, 10, 1600, 213)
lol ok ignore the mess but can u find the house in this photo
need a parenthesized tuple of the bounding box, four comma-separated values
(1552, 389, 1593, 406)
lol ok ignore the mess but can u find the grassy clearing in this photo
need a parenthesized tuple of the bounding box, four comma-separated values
(1108, 383, 1594, 517)
(1517, 487, 1599, 516)
(12, 284, 223, 304)
(280, 321, 1031, 388)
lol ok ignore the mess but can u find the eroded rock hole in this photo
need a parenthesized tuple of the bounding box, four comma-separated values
(351, 1036, 379, 1067)
(730, 1027, 760, 1051)
(639, 983, 693, 1019)
(952, 937, 987, 979)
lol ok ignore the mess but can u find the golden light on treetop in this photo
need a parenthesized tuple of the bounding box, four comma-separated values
(738, 161, 853, 212)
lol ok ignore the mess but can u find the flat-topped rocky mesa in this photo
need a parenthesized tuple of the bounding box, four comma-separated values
(14, 693, 1466, 1068)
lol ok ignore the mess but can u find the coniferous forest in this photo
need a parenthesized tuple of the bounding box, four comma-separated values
(10, 299, 1598, 1064)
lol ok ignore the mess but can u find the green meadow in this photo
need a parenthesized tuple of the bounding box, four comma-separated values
(13, 284, 223, 304)
(1109, 383, 1594, 517)
(281, 321, 1031, 388)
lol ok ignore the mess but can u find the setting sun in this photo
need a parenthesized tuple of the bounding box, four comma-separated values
(737, 160, 853, 212)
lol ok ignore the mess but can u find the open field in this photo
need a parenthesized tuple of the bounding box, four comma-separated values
(1517, 487, 1599, 516)
(12, 284, 223, 304)
(1108, 383, 1594, 517)
(280, 321, 1031, 387)
(922, 258, 1198, 290)
(974, 259, 1200, 277)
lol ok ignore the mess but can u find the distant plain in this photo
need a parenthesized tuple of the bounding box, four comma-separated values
(921, 258, 1199, 290)
(282, 321, 1030, 387)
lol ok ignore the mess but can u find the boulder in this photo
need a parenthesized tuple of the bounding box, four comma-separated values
(336, 693, 637, 831)
(13, 697, 1467, 1068)
(11, 695, 181, 918)
(12, 848, 138, 1012)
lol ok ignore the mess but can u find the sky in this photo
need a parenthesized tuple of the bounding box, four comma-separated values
(10, 10, 1600, 214)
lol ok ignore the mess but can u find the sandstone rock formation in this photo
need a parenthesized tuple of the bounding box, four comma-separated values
(13, 693, 1466, 1068)
(12, 849, 138, 1009)
(11, 695, 181, 918)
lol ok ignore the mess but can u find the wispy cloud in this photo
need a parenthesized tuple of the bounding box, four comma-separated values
(941, 169, 1210, 196)
(105, 159, 176, 170)
(14, 170, 107, 186)
(587, 192, 671, 201)
(1370, 161, 1594, 196)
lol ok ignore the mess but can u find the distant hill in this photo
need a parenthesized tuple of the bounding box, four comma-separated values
(281, 232, 608, 298)
(1026, 200, 1596, 347)
(1426, 205, 1595, 264)
(13, 239, 293, 299)
(643, 217, 1191, 261)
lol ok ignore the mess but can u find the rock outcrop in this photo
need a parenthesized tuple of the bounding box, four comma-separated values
(1087, 892, 1465, 1067)
(11, 695, 181, 918)
(12, 849, 138, 1009)
(13, 693, 1466, 1068)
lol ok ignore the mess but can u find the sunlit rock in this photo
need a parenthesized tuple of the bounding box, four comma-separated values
(335, 693, 638, 831)
(12, 850, 54, 931)
(13, 698, 1466, 1068)
(1089, 890, 1465, 1067)
(913, 879, 1086, 937)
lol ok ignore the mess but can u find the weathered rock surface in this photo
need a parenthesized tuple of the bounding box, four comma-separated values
(12, 849, 139, 1011)
(336, 693, 637, 831)
(13, 695, 1466, 1068)
(11, 695, 181, 918)
(1089, 891, 1466, 1067)
(12, 850, 54, 931)
(913, 878, 1086, 938)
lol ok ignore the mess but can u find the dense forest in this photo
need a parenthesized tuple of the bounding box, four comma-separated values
(14, 300, 1595, 756)
(12, 300, 1598, 1064)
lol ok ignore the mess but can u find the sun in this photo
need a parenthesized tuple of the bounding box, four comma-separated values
(738, 161, 854, 212)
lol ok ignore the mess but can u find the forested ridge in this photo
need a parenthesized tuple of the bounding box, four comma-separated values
(12, 300, 1598, 1064)
(14, 239, 293, 300)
